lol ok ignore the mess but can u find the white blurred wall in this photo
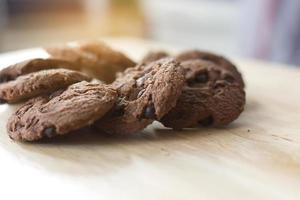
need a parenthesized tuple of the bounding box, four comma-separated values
(142, 0, 300, 65)
(141, 0, 240, 56)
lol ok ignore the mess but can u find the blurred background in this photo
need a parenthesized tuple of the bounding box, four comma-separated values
(0, 0, 299, 65)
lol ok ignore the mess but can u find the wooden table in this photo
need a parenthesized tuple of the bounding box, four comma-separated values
(0, 39, 299, 200)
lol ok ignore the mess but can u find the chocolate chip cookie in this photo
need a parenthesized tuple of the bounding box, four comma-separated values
(45, 41, 136, 83)
(7, 81, 117, 141)
(95, 58, 186, 135)
(0, 69, 91, 103)
(160, 59, 245, 129)
(0, 58, 80, 84)
(176, 50, 245, 87)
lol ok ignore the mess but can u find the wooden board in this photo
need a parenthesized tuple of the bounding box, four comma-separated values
(0, 38, 300, 200)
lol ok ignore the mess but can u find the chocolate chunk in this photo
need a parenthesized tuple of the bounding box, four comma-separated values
(0, 98, 7, 104)
(43, 126, 56, 138)
(143, 104, 156, 119)
(224, 74, 235, 83)
(0, 75, 11, 83)
(195, 72, 208, 83)
(198, 116, 213, 127)
(111, 103, 125, 117)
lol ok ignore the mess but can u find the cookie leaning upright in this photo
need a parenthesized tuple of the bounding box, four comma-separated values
(45, 41, 136, 83)
(95, 58, 186, 135)
(7, 81, 117, 141)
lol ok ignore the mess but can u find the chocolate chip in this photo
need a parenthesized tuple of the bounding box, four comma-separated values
(198, 116, 213, 127)
(201, 55, 210, 61)
(143, 104, 156, 119)
(0, 98, 7, 104)
(49, 89, 64, 99)
(195, 71, 208, 83)
(187, 71, 209, 87)
(224, 74, 235, 83)
(43, 126, 56, 138)
(110, 99, 125, 117)
(0, 75, 11, 83)
(111, 103, 125, 117)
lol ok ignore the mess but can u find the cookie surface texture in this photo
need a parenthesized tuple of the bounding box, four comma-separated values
(0, 69, 91, 103)
(141, 51, 169, 64)
(160, 59, 245, 129)
(7, 81, 117, 141)
(0, 58, 80, 83)
(176, 50, 245, 87)
(46, 41, 136, 83)
(96, 58, 186, 135)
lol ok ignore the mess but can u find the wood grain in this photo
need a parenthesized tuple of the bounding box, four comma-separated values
(0, 39, 299, 200)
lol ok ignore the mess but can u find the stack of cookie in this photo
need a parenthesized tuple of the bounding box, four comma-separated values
(0, 41, 245, 142)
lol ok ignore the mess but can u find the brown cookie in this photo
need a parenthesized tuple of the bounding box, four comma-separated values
(141, 51, 169, 64)
(0, 69, 91, 103)
(160, 59, 245, 129)
(0, 58, 80, 84)
(95, 58, 186, 135)
(176, 50, 245, 87)
(45, 41, 136, 83)
(7, 81, 117, 141)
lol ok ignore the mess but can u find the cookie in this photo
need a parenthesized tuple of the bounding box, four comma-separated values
(0, 69, 91, 103)
(160, 59, 245, 129)
(7, 81, 117, 141)
(95, 58, 186, 135)
(141, 51, 169, 64)
(176, 50, 245, 87)
(0, 58, 80, 84)
(45, 41, 136, 83)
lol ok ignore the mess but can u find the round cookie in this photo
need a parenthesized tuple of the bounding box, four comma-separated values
(0, 58, 80, 83)
(45, 41, 136, 83)
(176, 50, 245, 87)
(7, 81, 117, 141)
(0, 69, 91, 103)
(95, 58, 186, 135)
(160, 59, 245, 129)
